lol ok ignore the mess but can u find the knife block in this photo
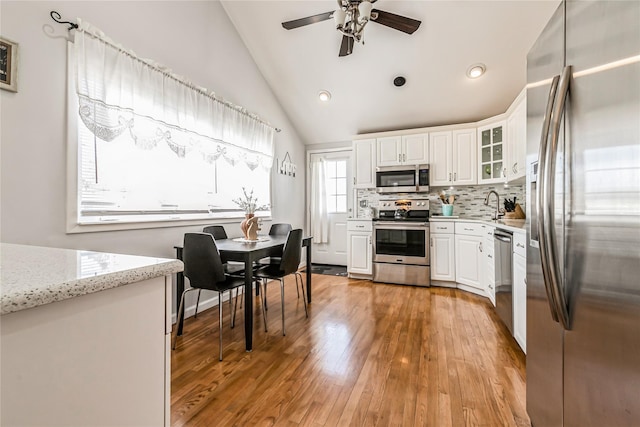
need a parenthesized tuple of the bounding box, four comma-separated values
(504, 203, 525, 219)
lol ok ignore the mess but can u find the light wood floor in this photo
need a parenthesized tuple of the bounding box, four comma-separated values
(171, 274, 529, 427)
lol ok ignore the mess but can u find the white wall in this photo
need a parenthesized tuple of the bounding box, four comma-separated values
(0, 1, 306, 259)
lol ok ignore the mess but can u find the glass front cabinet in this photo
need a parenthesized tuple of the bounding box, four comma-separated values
(477, 121, 507, 184)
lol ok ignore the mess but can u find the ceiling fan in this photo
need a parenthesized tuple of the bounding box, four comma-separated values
(281, 0, 421, 57)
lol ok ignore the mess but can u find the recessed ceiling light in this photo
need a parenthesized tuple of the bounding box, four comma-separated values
(467, 63, 486, 79)
(318, 90, 331, 102)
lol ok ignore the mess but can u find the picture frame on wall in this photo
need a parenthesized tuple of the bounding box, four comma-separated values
(0, 36, 18, 92)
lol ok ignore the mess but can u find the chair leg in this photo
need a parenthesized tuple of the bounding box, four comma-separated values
(259, 280, 268, 332)
(231, 288, 238, 329)
(296, 272, 308, 318)
(172, 287, 196, 350)
(218, 291, 224, 361)
(237, 287, 243, 309)
(280, 278, 286, 336)
(194, 289, 202, 318)
(263, 278, 268, 311)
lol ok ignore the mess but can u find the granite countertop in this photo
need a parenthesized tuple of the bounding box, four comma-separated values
(349, 216, 525, 233)
(0, 243, 183, 315)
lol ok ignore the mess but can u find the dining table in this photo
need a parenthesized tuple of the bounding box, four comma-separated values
(174, 235, 313, 351)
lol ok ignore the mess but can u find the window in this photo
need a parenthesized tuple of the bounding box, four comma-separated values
(324, 160, 348, 213)
(70, 21, 274, 229)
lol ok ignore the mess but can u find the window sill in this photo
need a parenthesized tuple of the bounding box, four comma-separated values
(67, 214, 273, 234)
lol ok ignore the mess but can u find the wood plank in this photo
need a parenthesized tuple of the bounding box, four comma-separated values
(171, 275, 529, 426)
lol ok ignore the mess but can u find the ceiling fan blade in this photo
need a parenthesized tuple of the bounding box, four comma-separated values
(371, 9, 421, 34)
(339, 35, 354, 57)
(282, 11, 334, 30)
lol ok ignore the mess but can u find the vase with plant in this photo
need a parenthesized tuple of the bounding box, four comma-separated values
(233, 188, 269, 239)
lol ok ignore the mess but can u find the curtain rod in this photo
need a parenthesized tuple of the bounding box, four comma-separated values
(48, 10, 282, 133)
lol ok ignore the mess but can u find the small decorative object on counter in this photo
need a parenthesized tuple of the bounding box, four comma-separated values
(438, 190, 456, 216)
(502, 196, 525, 219)
(233, 187, 269, 239)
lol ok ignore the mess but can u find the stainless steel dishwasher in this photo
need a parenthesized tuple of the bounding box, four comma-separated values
(494, 229, 513, 333)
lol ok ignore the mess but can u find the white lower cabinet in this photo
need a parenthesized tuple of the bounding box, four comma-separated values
(347, 220, 372, 276)
(454, 234, 483, 292)
(483, 225, 496, 306)
(454, 223, 485, 295)
(1, 276, 170, 427)
(513, 232, 527, 353)
(430, 222, 455, 281)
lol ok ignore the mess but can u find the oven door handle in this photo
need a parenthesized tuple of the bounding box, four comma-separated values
(373, 222, 429, 229)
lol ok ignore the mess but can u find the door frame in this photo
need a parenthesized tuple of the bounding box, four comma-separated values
(305, 147, 353, 233)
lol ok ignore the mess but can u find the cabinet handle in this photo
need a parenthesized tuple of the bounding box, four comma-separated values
(356, 225, 364, 228)
(430, 237, 433, 247)
(353, 177, 356, 185)
(488, 254, 493, 259)
(464, 227, 473, 231)
(404, 153, 406, 162)
(516, 243, 525, 248)
(454, 172, 457, 181)
(398, 154, 401, 162)
(479, 242, 483, 253)
(368, 236, 371, 245)
(449, 173, 452, 181)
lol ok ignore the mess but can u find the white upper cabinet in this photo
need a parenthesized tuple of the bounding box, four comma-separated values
(377, 136, 402, 166)
(452, 129, 477, 185)
(506, 89, 527, 183)
(352, 139, 376, 188)
(402, 134, 430, 165)
(478, 121, 507, 184)
(429, 128, 477, 187)
(376, 134, 429, 166)
(429, 131, 453, 186)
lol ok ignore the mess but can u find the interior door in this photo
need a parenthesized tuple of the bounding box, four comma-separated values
(309, 151, 352, 266)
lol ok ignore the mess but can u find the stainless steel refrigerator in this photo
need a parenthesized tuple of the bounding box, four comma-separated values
(526, 1, 640, 426)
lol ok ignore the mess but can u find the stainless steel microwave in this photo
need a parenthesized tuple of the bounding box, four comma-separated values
(376, 164, 429, 193)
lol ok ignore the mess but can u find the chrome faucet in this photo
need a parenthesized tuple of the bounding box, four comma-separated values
(484, 190, 503, 220)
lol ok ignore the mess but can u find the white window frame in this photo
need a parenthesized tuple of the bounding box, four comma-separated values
(65, 43, 273, 233)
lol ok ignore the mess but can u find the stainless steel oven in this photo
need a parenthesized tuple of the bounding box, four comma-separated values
(372, 197, 431, 287)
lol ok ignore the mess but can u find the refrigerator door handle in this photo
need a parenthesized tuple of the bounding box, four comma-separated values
(537, 74, 561, 323)
(544, 65, 573, 330)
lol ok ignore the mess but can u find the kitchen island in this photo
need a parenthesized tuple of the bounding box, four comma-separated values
(0, 243, 183, 427)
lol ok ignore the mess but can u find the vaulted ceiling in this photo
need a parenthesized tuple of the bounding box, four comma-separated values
(221, 1, 559, 145)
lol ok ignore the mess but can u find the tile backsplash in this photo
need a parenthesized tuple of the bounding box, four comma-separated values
(355, 184, 525, 219)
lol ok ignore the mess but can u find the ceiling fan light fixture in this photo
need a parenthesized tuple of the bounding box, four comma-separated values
(318, 90, 332, 102)
(467, 64, 486, 79)
(358, 1, 373, 23)
(334, 9, 346, 29)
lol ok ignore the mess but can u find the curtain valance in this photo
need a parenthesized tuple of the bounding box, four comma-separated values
(73, 19, 274, 170)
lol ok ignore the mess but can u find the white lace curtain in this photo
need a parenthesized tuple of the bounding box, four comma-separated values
(73, 19, 275, 170)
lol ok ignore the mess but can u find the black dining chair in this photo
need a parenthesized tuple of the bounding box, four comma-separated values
(258, 223, 293, 267)
(197, 225, 245, 318)
(254, 229, 307, 336)
(173, 232, 266, 361)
